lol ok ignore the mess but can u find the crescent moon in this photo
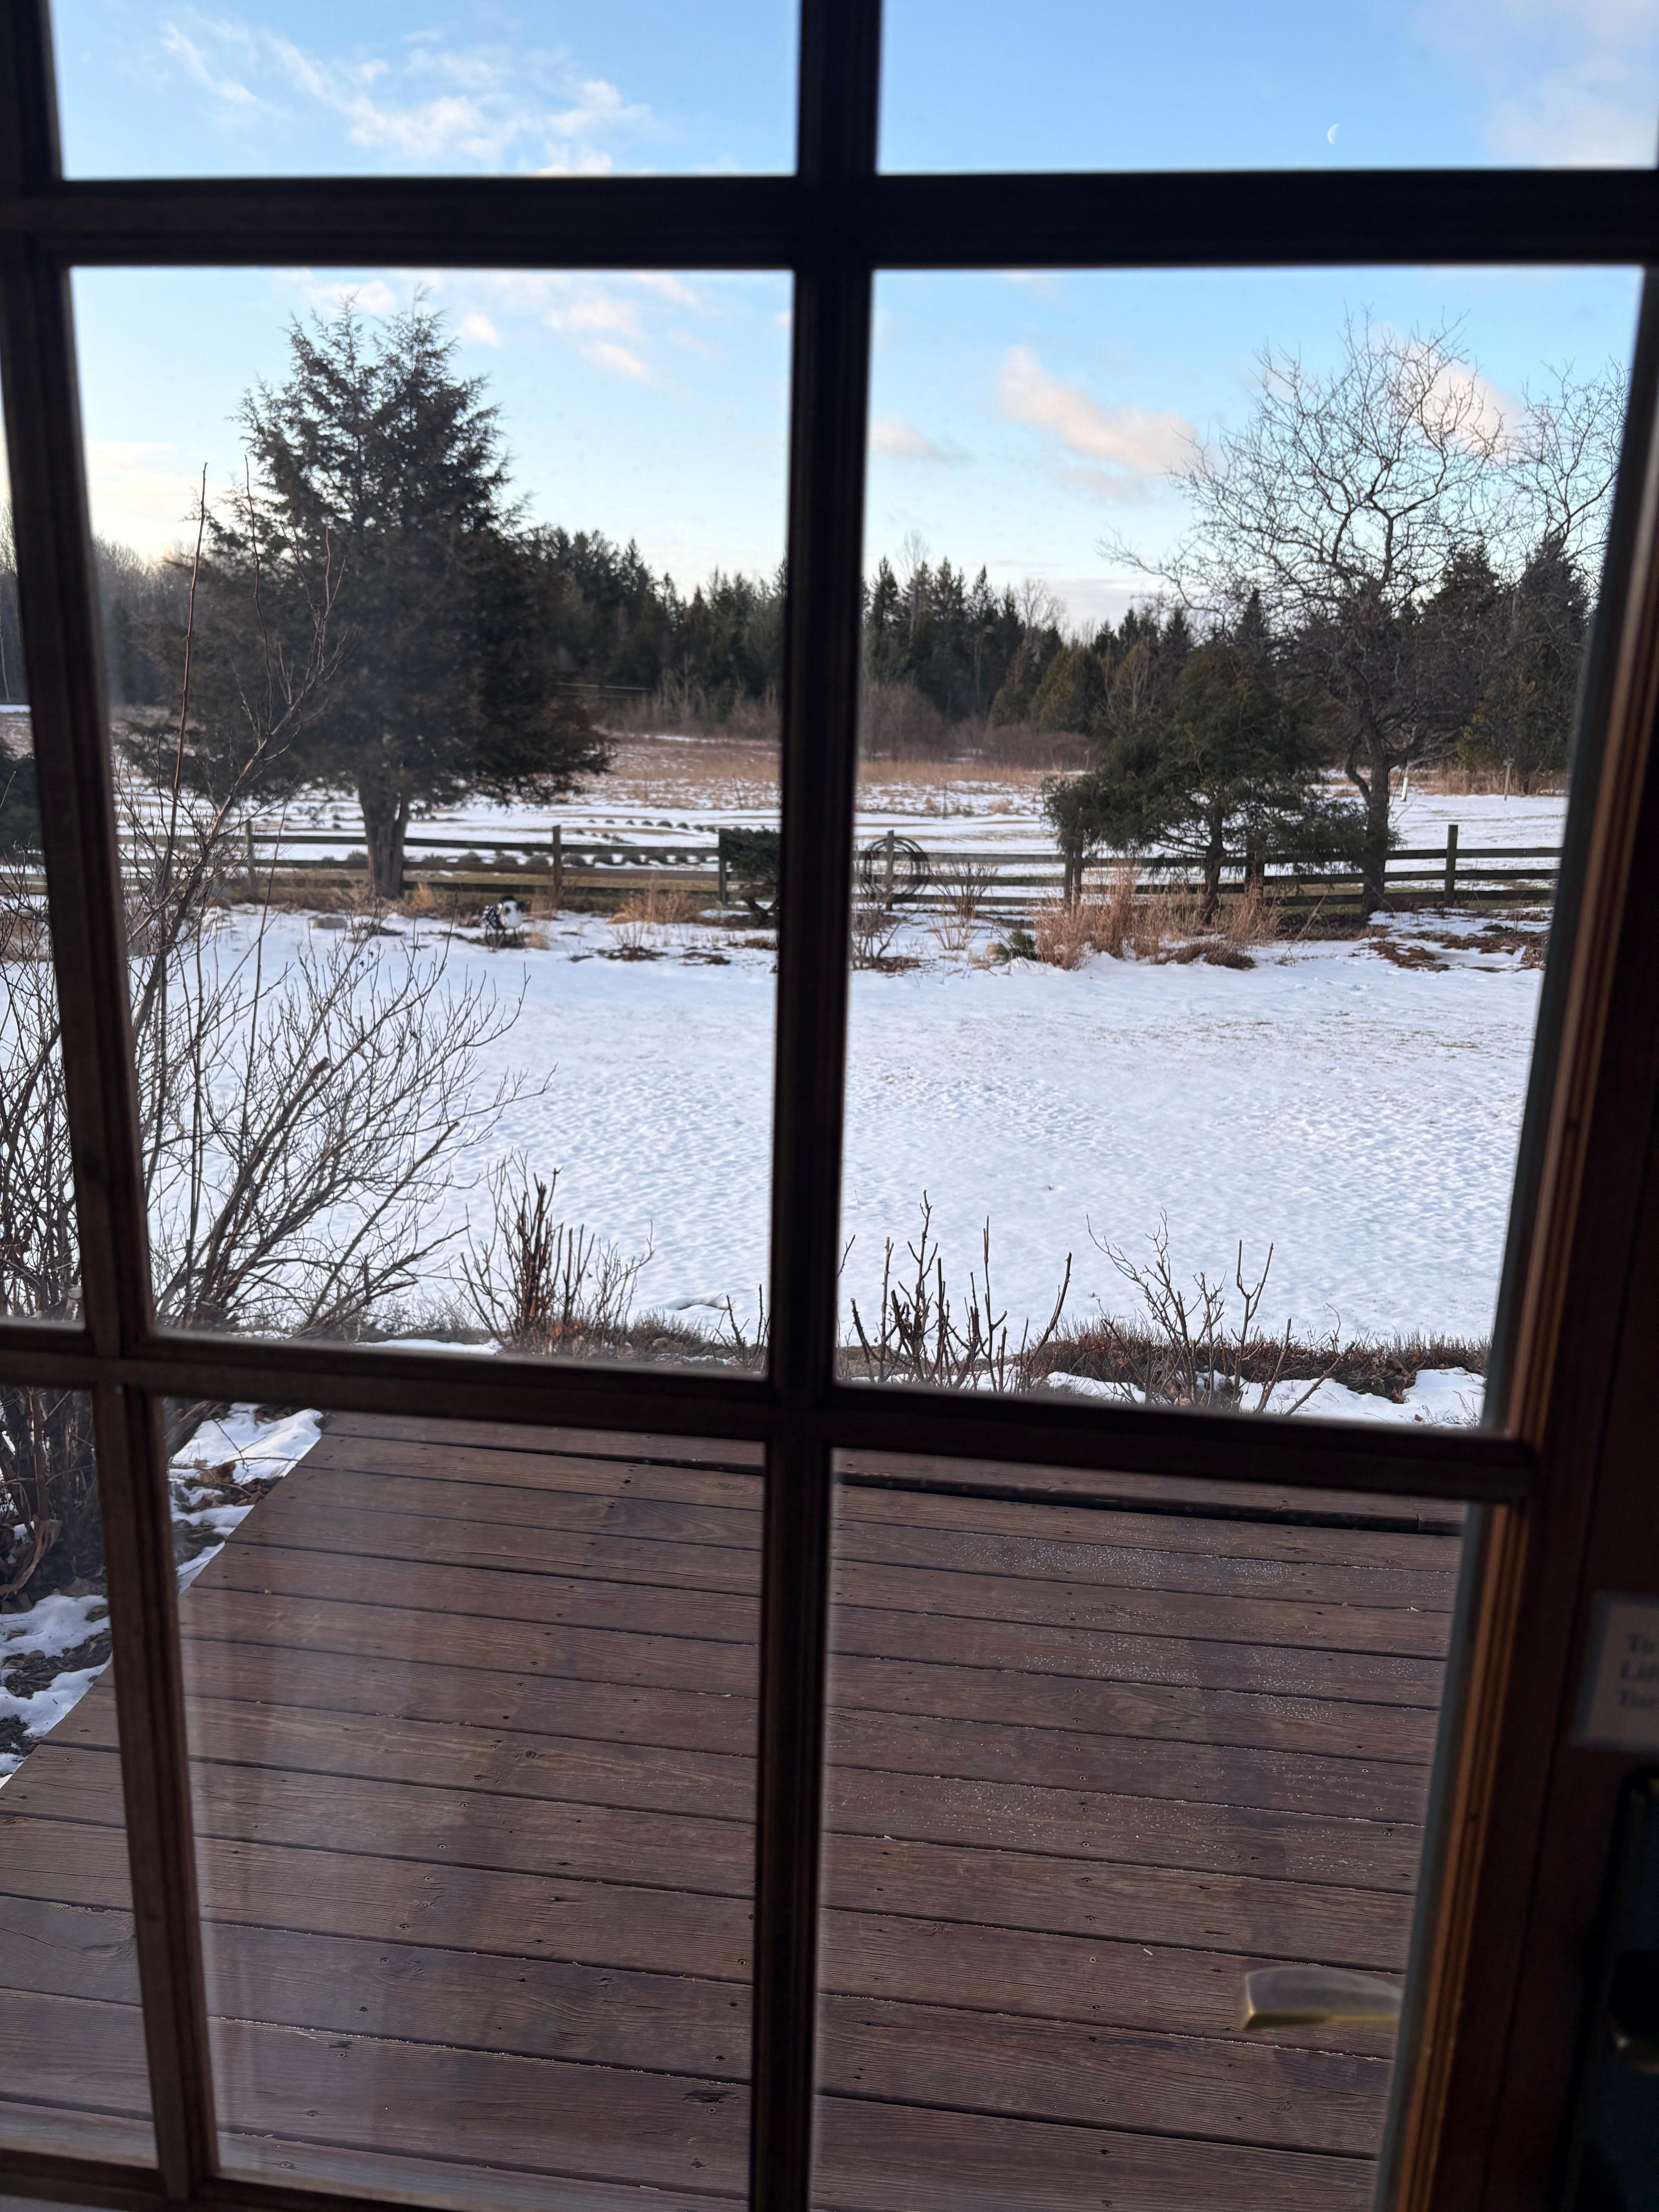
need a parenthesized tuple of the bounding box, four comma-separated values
(1327, 124, 1339, 144)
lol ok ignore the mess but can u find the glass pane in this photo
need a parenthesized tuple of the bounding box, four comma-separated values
(74, 266, 788, 1372)
(0, 1390, 155, 2164)
(168, 1398, 760, 2205)
(52, 1, 797, 178)
(0, 420, 79, 1325)
(880, 0, 1659, 171)
(843, 266, 1640, 1424)
(813, 1450, 1468, 2209)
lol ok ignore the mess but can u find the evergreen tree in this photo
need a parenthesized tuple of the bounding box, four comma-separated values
(1030, 641, 1107, 733)
(988, 638, 1042, 725)
(0, 744, 38, 854)
(1460, 533, 1587, 790)
(132, 300, 610, 897)
(1046, 609, 1365, 914)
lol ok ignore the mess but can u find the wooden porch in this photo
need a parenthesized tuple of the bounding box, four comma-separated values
(0, 1413, 1460, 2210)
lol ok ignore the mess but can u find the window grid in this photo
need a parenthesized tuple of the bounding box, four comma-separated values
(2, 2, 1657, 2207)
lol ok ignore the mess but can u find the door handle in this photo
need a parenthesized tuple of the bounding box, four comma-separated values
(1240, 1965, 1404, 2032)
(1606, 1949, 1659, 2073)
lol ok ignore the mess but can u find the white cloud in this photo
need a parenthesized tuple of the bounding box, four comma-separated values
(84, 444, 210, 557)
(156, 12, 658, 172)
(997, 347, 1195, 495)
(161, 25, 270, 112)
(544, 293, 645, 342)
(633, 273, 703, 310)
(274, 267, 724, 390)
(582, 342, 651, 383)
(1427, 355, 1518, 448)
(871, 414, 962, 464)
(301, 276, 402, 318)
(1418, 0, 1659, 163)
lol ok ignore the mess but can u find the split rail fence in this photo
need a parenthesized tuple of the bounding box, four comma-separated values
(217, 821, 1560, 915)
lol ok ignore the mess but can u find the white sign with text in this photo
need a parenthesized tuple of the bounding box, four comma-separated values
(1575, 1594, 1659, 1753)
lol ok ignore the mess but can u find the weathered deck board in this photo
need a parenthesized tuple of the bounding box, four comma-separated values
(0, 1419, 1457, 2207)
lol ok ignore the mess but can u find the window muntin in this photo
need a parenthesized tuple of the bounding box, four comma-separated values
(1, 5, 1650, 2210)
(840, 264, 1640, 1425)
(878, 0, 1659, 174)
(49, 1, 799, 180)
(0, 398, 79, 1328)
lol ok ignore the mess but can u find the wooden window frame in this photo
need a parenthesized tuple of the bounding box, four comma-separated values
(2, 4, 1659, 2207)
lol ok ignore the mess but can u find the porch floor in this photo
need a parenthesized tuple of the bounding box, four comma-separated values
(0, 1412, 1461, 2210)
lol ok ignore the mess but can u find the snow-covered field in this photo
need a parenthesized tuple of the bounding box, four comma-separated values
(206, 892, 1543, 1355)
(214, 771, 1562, 1358)
(264, 762, 1569, 864)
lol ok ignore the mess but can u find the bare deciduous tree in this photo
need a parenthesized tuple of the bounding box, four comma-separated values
(1110, 315, 1626, 907)
(0, 495, 529, 1601)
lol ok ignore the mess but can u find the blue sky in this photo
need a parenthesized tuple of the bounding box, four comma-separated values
(20, 7, 1655, 621)
(49, 0, 1659, 176)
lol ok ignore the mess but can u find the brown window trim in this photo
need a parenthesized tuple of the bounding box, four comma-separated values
(3, 3, 1659, 2207)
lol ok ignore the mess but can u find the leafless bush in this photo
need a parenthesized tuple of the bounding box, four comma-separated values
(0, 1389, 100, 1599)
(851, 903, 902, 967)
(971, 721, 1092, 773)
(610, 676, 781, 743)
(846, 1195, 1071, 1392)
(929, 861, 999, 957)
(860, 678, 953, 759)
(1079, 1216, 1340, 1412)
(459, 1159, 653, 1357)
(0, 809, 527, 1598)
(610, 899, 653, 954)
(1131, 882, 1206, 959)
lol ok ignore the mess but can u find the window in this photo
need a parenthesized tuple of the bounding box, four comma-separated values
(2, 4, 1656, 2209)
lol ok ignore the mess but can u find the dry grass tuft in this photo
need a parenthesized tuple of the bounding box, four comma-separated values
(1223, 880, 1277, 949)
(610, 882, 705, 953)
(1031, 896, 1094, 970)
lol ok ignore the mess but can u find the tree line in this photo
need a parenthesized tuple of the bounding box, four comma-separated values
(0, 304, 1623, 911)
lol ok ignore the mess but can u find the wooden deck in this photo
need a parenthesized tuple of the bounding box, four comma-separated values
(0, 1414, 1463, 2210)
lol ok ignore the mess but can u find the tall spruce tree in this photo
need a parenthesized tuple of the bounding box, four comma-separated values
(134, 299, 610, 897)
(1460, 533, 1588, 791)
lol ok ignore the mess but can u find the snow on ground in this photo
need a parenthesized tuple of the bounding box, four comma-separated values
(1047, 1367, 1485, 1424)
(170, 1405, 324, 1589)
(0, 1404, 322, 1784)
(220, 897, 1546, 1360)
(0, 1590, 114, 1778)
(840, 914, 1542, 1352)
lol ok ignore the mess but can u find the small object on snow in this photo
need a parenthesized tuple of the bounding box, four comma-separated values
(311, 914, 349, 932)
(481, 897, 529, 948)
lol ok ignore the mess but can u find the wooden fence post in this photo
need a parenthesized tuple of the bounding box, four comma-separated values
(718, 838, 728, 907)
(882, 828, 895, 906)
(244, 819, 256, 901)
(1444, 822, 1459, 905)
(551, 823, 563, 909)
